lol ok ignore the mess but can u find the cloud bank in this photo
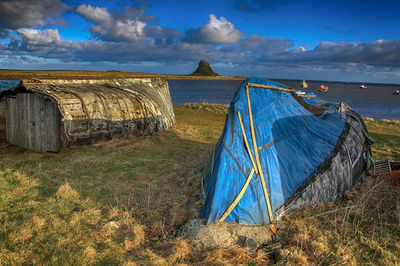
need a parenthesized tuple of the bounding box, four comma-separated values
(0, 0, 67, 38)
(0, 2, 399, 82)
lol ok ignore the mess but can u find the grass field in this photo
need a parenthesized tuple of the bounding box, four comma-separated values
(0, 104, 399, 264)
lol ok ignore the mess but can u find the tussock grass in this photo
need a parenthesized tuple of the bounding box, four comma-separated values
(0, 103, 399, 264)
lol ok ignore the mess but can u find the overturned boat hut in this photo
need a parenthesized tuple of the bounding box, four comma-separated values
(0, 78, 175, 152)
(202, 78, 373, 225)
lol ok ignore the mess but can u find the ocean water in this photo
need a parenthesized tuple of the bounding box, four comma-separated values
(1, 79, 398, 120)
(0, 80, 19, 91)
(168, 79, 400, 120)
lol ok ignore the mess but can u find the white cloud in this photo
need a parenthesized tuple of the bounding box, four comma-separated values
(0, 0, 67, 38)
(113, 19, 146, 41)
(76, 4, 148, 42)
(183, 14, 244, 44)
(202, 14, 243, 43)
(75, 4, 112, 25)
(16, 28, 61, 46)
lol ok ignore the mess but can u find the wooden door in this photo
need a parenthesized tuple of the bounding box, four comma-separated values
(6, 93, 61, 152)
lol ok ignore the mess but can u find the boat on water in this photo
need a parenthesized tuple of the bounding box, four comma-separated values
(317, 84, 328, 92)
(300, 80, 308, 88)
(392, 89, 400, 95)
(295, 90, 306, 95)
(360, 84, 367, 89)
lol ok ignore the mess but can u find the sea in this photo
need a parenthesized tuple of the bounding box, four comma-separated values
(1, 79, 399, 120)
(168, 79, 400, 121)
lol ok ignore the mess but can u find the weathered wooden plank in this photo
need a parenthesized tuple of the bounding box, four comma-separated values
(33, 94, 40, 151)
(28, 94, 37, 151)
(0, 99, 6, 140)
(21, 94, 29, 150)
(17, 94, 24, 148)
(26, 94, 32, 149)
(22, 94, 29, 149)
(6, 98, 12, 144)
(7, 97, 17, 145)
(15, 95, 21, 146)
(45, 99, 53, 152)
(5, 98, 11, 143)
(53, 101, 60, 152)
(39, 96, 47, 152)
(13, 96, 18, 145)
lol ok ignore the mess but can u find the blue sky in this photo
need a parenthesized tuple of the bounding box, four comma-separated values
(0, 0, 400, 83)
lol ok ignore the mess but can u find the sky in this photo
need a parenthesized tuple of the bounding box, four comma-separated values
(0, 0, 400, 83)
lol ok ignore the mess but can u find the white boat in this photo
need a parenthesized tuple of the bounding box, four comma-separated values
(295, 90, 306, 95)
(360, 84, 367, 89)
(392, 90, 400, 95)
(300, 80, 308, 88)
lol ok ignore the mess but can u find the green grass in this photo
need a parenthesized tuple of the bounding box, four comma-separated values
(0, 104, 399, 264)
(364, 118, 400, 161)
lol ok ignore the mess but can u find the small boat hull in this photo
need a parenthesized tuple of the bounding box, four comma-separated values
(317, 84, 328, 92)
(295, 90, 306, 95)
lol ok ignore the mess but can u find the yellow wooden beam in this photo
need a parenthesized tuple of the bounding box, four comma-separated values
(247, 82, 295, 92)
(219, 168, 255, 222)
(237, 110, 258, 175)
(246, 85, 274, 222)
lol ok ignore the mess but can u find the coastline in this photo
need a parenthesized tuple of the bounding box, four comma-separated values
(0, 69, 245, 81)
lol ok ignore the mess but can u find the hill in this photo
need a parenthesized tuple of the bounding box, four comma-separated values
(191, 60, 219, 76)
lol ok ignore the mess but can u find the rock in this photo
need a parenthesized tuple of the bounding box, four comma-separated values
(237, 235, 247, 246)
(180, 220, 272, 249)
(178, 218, 206, 239)
(244, 238, 259, 253)
(105, 221, 120, 229)
(191, 60, 219, 76)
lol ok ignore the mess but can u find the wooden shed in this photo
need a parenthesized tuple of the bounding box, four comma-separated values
(0, 78, 175, 152)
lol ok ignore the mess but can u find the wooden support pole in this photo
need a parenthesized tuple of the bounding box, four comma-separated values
(246, 85, 274, 222)
(237, 110, 258, 175)
(219, 168, 255, 222)
(247, 82, 295, 92)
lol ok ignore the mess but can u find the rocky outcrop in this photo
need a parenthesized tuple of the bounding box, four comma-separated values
(191, 60, 219, 76)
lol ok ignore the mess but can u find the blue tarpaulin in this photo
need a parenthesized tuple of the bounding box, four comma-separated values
(201, 78, 365, 225)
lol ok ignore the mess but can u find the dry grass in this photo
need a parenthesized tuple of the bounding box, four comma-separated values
(0, 105, 226, 264)
(276, 174, 400, 265)
(0, 103, 399, 264)
(183, 103, 230, 113)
